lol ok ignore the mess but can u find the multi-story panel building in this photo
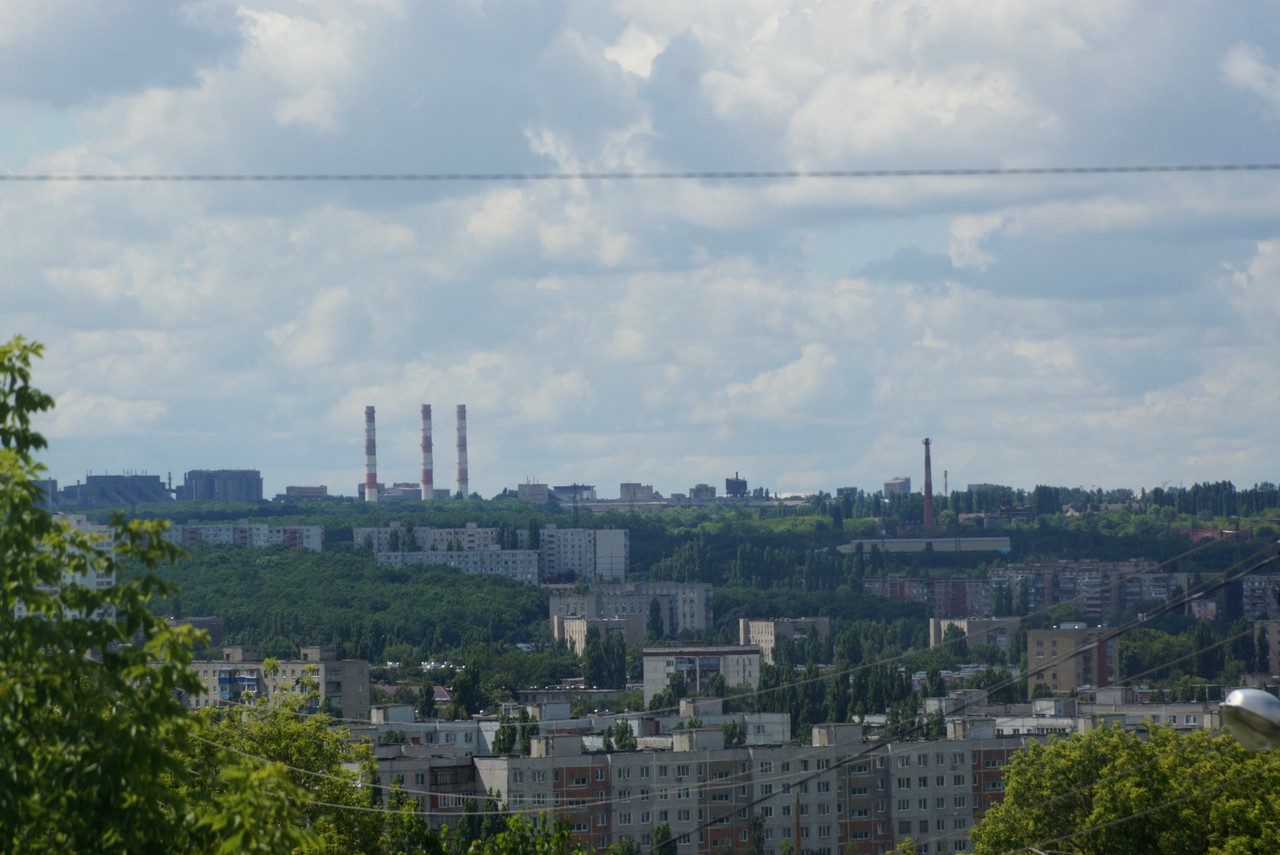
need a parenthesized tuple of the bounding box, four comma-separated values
(188, 645, 370, 721)
(739, 617, 831, 665)
(356, 522, 628, 584)
(468, 715, 1036, 855)
(642, 646, 762, 704)
(553, 614, 647, 654)
(167, 522, 323, 552)
(990, 560, 1172, 620)
(549, 582, 713, 639)
(378, 548, 539, 585)
(1026, 623, 1119, 697)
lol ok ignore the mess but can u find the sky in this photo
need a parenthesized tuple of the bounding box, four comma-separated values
(5, 1, 1280, 500)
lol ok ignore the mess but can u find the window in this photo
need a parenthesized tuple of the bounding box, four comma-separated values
(936, 776, 945, 787)
(511, 771, 524, 784)
(954, 796, 967, 808)
(917, 754, 928, 767)
(953, 775, 966, 786)
(897, 756, 911, 768)
(760, 761, 773, 774)
(595, 815, 607, 827)
(677, 809, 691, 822)
(954, 818, 968, 830)
(572, 776, 587, 788)
(595, 769, 605, 781)
(918, 799, 928, 810)
(761, 806, 773, 818)
(897, 778, 911, 789)
(413, 773, 425, 786)
(897, 799, 910, 812)
(918, 776, 929, 788)
(760, 784, 773, 796)
(533, 771, 547, 784)
(817, 803, 831, 815)
(898, 821, 912, 834)
(640, 812, 650, 824)
(676, 764, 690, 777)
(658, 765, 668, 778)
(782, 762, 791, 772)
(799, 805, 809, 817)
(817, 781, 830, 793)
(817, 759, 830, 770)
(850, 786, 868, 796)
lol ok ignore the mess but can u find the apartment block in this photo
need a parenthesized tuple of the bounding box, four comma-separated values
(188, 644, 370, 721)
(642, 646, 762, 704)
(549, 582, 713, 639)
(739, 617, 831, 664)
(1026, 623, 1119, 698)
(167, 521, 323, 552)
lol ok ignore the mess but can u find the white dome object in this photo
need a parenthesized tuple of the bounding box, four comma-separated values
(1221, 688, 1280, 752)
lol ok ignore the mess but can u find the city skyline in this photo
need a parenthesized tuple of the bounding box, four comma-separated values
(6, 3, 1280, 498)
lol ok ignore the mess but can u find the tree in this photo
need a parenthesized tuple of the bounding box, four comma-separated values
(972, 725, 1280, 854)
(651, 822, 678, 855)
(0, 336, 315, 852)
(647, 597, 665, 639)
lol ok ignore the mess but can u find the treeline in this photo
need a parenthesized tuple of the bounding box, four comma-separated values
(136, 544, 550, 661)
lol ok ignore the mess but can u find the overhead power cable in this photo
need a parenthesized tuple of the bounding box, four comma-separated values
(3, 163, 1280, 182)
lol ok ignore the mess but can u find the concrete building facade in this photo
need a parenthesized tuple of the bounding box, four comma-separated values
(642, 646, 762, 704)
(1026, 623, 1119, 698)
(739, 617, 831, 665)
(549, 582, 713, 639)
(188, 644, 370, 721)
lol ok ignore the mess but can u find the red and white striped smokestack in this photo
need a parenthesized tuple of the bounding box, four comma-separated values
(364, 405, 379, 502)
(923, 437, 934, 529)
(420, 404, 434, 501)
(456, 404, 468, 499)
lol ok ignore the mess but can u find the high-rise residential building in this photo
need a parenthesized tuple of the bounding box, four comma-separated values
(1026, 623, 1119, 698)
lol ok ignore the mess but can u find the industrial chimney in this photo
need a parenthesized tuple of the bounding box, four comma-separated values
(922, 437, 934, 529)
(420, 404, 434, 501)
(456, 404, 468, 499)
(364, 406, 379, 502)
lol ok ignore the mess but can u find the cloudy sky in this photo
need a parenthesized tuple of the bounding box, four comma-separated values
(5, 1, 1280, 499)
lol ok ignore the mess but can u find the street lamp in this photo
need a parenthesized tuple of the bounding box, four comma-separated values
(1221, 688, 1280, 752)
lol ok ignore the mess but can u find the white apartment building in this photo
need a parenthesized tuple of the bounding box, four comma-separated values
(549, 582, 713, 639)
(642, 646, 763, 704)
(378, 548, 539, 586)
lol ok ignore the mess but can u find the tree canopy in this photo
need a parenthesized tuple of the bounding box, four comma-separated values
(972, 725, 1280, 855)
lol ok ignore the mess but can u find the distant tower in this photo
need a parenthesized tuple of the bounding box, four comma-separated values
(456, 404, 469, 499)
(923, 437, 934, 529)
(420, 404, 434, 501)
(364, 406, 379, 502)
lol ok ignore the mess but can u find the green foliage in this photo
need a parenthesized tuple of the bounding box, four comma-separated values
(0, 336, 315, 853)
(136, 545, 551, 662)
(972, 726, 1280, 855)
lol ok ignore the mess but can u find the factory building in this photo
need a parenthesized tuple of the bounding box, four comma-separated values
(177, 469, 263, 503)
